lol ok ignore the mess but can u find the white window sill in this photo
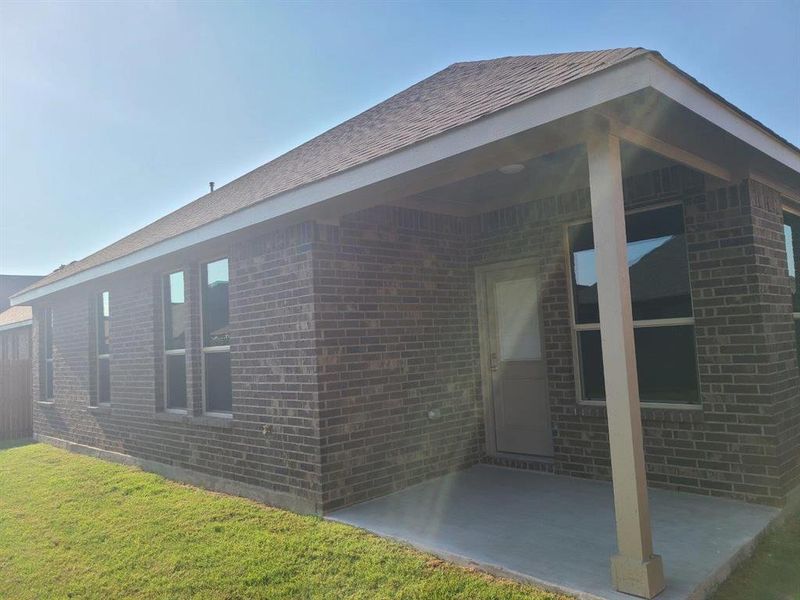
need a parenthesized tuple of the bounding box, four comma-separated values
(579, 400, 702, 411)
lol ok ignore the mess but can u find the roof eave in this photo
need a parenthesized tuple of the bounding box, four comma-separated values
(0, 319, 32, 333)
(644, 53, 800, 171)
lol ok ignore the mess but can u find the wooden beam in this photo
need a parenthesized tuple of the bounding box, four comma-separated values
(586, 128, 666, 599)
(598, 113, 733, 182)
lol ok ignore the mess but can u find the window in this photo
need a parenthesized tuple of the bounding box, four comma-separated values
(96, 291, 111, 405)
(568, 204, 699, 404)
(43, 308, 54, 400)
(783, 211, 800, 360)
(201, 259, 231, 413)
(163, 271, 187, 410)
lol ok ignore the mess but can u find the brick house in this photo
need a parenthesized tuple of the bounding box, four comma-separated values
(11, 49, 800, 598)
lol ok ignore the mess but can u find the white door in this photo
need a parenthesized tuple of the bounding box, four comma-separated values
(481, 263, 554, 457)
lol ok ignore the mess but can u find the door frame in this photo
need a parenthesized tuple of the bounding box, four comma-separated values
(475, 257, 553, 460)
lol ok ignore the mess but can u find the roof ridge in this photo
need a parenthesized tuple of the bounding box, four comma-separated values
(448, 47, 651, 68)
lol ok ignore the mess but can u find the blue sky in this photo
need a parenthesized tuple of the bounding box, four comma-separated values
(1, 0, 798, 275)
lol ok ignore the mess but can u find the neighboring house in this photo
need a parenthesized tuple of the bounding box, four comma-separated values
(0, 275, 40, 439)
(0, 275, 41, 311)
(10, 49, 800, 598)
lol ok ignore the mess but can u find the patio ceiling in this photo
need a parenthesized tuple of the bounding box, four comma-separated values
(395, 142, 679, 217)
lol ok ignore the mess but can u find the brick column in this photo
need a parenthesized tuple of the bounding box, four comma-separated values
(686, 178, 800, 504)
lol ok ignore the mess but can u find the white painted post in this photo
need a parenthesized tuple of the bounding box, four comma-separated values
(586, 129, 665, 599)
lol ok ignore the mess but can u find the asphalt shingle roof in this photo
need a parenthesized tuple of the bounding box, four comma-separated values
(19, 48, 652, 297)
(21, 47, 796, 299)
(0, 306, 32, 329)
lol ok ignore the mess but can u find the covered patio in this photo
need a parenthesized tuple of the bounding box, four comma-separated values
(314, 69, 798, 597)
(329, 464, 779, 600)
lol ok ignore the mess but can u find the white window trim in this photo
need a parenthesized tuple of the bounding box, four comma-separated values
(565, 203, 701, 409)
(200, 259, 232, 415)
(163, 271, 188, 413)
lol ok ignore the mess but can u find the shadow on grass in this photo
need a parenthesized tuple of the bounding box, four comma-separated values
(0, 438, 36, 452)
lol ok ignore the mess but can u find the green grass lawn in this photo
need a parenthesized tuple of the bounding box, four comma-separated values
(710, 507, 800, 600)
(0, 442, 566, 600)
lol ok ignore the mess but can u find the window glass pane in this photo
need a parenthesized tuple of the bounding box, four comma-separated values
(795, 320, 800, 364)
(166, 353, 187, 409)
(164, 271, 186, 350)
(45, 309, 53, 359)
(570, 205, 692, 323)
(577, 330, 605, 400)
(578, 325, 699, 404)
(202, 259, 230, 347)
(784, 213, 800, 312)
(495, 278, 542, 360)
(46, 361, 54, 399)
(97, 292, 110, 355)
(98, 357, 110, 404)
(204, 351, 231, 412)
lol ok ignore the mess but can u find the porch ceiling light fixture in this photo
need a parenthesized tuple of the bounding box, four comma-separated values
(498, 163, 525, 175)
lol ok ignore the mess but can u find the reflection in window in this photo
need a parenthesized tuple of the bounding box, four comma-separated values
(569, 204, 699, 404)
(570, 205, 692, 323)
(202, 259, 232, 413)
(784, 212, 800, 313)
(163, 271, 187, 410)
(202, 259, 230, 347)
(783, 212, 800, 364)
(96, 291, 111, 405)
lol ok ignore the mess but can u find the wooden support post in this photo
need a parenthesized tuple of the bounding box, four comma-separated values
(586, 129, 665, 599)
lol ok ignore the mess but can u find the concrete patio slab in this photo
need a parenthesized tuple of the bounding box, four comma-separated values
(328, 465, 779, 600)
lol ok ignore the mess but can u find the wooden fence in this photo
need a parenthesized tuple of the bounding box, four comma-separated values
(0, 356, 32, 441)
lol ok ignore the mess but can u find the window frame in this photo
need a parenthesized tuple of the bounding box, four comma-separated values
(782, 206, 800, 341)
(564, 200, 702, 410)
(162, 270, 188, 412)
(199, 257, 232, 417)
(41, 307, 54, 402)
(96, 291, 111, 406)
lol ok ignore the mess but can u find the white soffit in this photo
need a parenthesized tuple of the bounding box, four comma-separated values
(646, 55, 800, 173)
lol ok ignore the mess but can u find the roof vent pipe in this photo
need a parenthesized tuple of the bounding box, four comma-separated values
(209, 181, 215, 193)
